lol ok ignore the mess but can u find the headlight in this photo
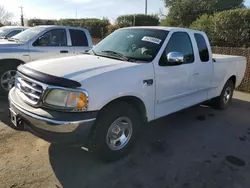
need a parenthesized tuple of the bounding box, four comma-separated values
(44, 89, 88, 111)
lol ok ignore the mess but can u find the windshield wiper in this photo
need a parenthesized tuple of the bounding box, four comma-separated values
(90, 49, 97, 55)
(101, 50, 134, 62)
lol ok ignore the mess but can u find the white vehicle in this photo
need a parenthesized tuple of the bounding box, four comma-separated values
(0, 26, 28, 39)
(0, 25, 93, 94)
(9, 27, 246, 161)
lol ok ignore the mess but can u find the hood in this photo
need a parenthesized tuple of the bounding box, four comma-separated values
(0, 40, 23, 47)
(24, 55, 139, 83)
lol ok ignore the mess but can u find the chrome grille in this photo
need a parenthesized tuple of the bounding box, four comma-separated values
(16, 73, 44, 105)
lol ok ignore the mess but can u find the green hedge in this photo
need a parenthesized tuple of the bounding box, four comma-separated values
(27, 15, 160, 38)
(27, 18, 110, 38)
(58, 18, 110, 38)
(116, 14, 159, 28)
(191, 9, 250, 47)
(27, 19, 57, 26)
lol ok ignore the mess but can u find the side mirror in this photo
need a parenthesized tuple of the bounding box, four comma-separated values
(167, 52, 184, 65)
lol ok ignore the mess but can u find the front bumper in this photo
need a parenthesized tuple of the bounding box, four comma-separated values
(9, 88, 97, 146)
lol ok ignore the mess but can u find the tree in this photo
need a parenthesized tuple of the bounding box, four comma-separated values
(162, 0, 244, 27)
(190, 9, 250, 47)
(0, 5, 13, 25)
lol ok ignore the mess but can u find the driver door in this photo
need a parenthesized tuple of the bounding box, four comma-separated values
(29, 29, 73, 61)
(154, 31, 196, 119)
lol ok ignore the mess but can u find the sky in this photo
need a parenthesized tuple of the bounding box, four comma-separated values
(3, 0, 166, 23)
(3, 0, 250, 24)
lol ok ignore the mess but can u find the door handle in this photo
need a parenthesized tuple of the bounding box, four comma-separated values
(193, 72, 199, 76)
(60, 50, 69, 53)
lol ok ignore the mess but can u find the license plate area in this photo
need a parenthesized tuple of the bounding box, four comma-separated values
(9, 108, 19, 127)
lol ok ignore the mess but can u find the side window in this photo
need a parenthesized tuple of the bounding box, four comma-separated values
(194, 33, 209, 62)
(33, 29, 67, 47)
(6, 30, 22, 38)
(69, 29, 88, 46)
(160, 32, 194, 66)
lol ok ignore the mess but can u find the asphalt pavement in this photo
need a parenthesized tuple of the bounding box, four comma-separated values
(0, 92, 250, 188)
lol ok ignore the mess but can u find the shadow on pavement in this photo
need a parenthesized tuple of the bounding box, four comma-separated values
(0, 97, 12, 127)
(0, 97, 22, 130)
(48, 98, 250, 188)
(0, 94, 249, 187)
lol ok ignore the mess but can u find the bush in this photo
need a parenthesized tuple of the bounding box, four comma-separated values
(116, 14, 159, 28)
(28, 18, 110, 38)
(107, 24, 120, 34)
(191, 9, 250, 47)
(27, 19, 57, 26)
(160, 16, 176, 27)
(57, 18, 110, 38)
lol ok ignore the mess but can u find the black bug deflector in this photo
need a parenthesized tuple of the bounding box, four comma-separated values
(18, 65, 81, 88)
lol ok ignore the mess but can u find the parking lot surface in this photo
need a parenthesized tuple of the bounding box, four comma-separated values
(0, 92, 250, 188)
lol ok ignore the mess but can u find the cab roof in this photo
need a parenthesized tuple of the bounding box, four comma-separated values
(121, 26, 204, 34)
(0, 26, 28, 29)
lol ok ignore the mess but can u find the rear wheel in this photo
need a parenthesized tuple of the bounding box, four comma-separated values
(89, 102, 142, 162)
(211, 80, 234, 110)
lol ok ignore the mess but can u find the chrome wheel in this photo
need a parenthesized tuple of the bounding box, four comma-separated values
(106, 117, 133, 151)
(223, 87, 232, 104)
(1, 70, 16, 91)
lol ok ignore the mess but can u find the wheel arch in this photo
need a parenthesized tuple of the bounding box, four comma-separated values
(0, 58, 25, 67)
(228, 75, 236, 87)
(98, 95, 148, 123)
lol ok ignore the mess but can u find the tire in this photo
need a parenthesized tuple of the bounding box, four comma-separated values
(211, 80, 234, 110)
(0, 63, 18, 96)
(89, 102, 142, 162)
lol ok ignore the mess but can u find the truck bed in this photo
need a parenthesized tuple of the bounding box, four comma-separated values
(210, 54, 246, 95)
(213, 54, 246, 62)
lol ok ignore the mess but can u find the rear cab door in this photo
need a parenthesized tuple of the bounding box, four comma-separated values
(191, 31, 214, 102)
(29, 27, 73, 61)
(68, 28, 92, 54)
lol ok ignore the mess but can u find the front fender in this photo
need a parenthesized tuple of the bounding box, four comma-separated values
(81, 63, 155, 121)
(0, 44, 30, 62)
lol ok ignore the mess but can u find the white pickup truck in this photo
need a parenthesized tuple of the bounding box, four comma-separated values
(0, 25, 92, 94)
(9, 27, 246, 161)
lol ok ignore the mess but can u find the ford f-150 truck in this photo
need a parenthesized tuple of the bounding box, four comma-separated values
(8, 27, 246, 161)
(0, 25, 93, 94)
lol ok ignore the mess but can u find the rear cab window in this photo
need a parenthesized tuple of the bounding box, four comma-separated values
(194, 33, 210, 62)
(69, 29, 89, 46)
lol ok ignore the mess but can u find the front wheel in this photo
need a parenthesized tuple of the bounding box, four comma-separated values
(89, 102, 142, 162)
(211, 80, 234, 110)
(0, 64, 18, 95)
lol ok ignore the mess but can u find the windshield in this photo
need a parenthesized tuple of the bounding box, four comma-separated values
(93, 29, 169, 62)
(0, 28, 10, 37)
(11, 27, 47, 43)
